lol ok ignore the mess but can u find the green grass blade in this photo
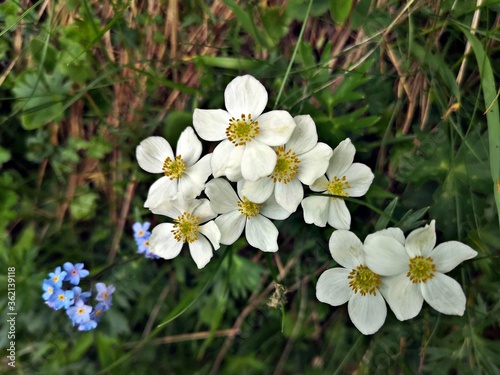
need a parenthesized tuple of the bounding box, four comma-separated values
(457, 25, 500, 229)
(274, 0, 313, 109)
(0, 0, 44, 38)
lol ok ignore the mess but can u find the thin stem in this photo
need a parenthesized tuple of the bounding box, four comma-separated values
(274, 0, 313, 108)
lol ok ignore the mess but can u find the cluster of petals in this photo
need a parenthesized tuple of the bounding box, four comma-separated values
(193, 75, 296, 182)
(363, 220, 478, 321)
(316, 222, 477, 335)
(302, 138, 374, 230)
(137, 74, 375, 268)
(148, 196, 221, 269)
(136, 126, 212, 208)
(42, 263, 115, 332)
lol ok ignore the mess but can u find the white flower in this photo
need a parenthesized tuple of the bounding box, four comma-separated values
(301, 138, 374, 229)
(193, 75, 296, 182)
(240, 115, 333, 213)
(316, 230, 387, 335)
(364, 220, 478, 320)
(204, 178, 290, 252)
(148, 196, 221, 269)
(136, 127, 212, 208)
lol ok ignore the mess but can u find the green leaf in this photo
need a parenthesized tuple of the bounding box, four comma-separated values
(457, 25, 500, 229)
(12, 71, 70, 130)
(162, 111, 193, 146)
(70, 192, 98, 221)
(375, 197, 398, 231)
(329, 0, 354, 24)
(68, 333, 94, 362)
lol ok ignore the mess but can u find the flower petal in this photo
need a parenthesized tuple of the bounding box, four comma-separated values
(421, 272, 466, 316)
(215, 211, 246, 245)
(240, 177, 274, 203)
(176, 126, 202, 166)
(211, 140, 235, 178)
(405, 220, 436, 257)
(193, 109, 230, 141)
(241, 140, 277, 181)
(365, 227, 405, 245)
(364, 236, 408, 276)
(287, 115, 318, 155)
(246, 215, 279, 252)
(328, 198, 351, 230)
(188, 235, 213, 269)
(149, 223, 183, 260)
(136, 136, 173, 173)
(224, 75, 268, 119)
(344, 163, 374, 197)
(310, 175, 328, 192)
(384, 273, 424, 321)
(193, 198, 217, 222)
(431, 241, 478, 273)
(144, 177, 178, 209)
(348, 293, 387, 335)
(301, 196, 329, 227)
(316, 268, 353, 306)
(327, 138, 355, 179)
(205, 178, 239, 214)
(256, 110, 296, 146)
(198, 221, 221, 250)
(274, 179, 303, 213)
(260, 193, 291, 220)
(215, 210, 246, 245)
(225, 145, 245, 182)
(329, 230, 364, 269)
(297, 142, 333, 186)
(179, 154, 212, 198)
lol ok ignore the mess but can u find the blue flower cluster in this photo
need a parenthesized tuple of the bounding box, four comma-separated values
(42, 263, 115, 331)
(133, 222, 158, 259)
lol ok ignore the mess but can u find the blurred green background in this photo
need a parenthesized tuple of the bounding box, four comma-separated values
(1, 0, 499, 373)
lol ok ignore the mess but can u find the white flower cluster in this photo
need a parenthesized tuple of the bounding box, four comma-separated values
(136, 75, 374, 268)
(316, 221, 477, 334)
(136, 75, 477, 335)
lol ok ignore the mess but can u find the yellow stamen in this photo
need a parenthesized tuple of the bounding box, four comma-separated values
(348, 265, 381, 296)
(271, 146, 300, 183)
(226, 113, 259, 146)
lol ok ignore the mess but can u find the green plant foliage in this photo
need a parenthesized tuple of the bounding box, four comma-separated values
(12, 71, 71, 130)
(1, 0, 499, 374)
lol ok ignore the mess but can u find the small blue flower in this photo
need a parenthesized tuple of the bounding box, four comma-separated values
(51, 289, 75, 310)
(42, 279, 56, 301)
(78, 319, 98, 331)
(133, 222, 151, 240)
(67, 299, 92, 325)
(48, 267, 67, 288)
(136, 236, 150, 254)
(72, 286, 92, 304)
(63, 262, 90, 285)
(95, 283, 115, 309)
(91, 302, 108, 323)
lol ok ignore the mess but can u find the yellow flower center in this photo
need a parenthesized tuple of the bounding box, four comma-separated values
(326, 176, 351, 199)
(226, 113, 259, 146)
(95, 309, 102, 318)
(237, 197, 262, 219)
(77, 307, 85, 315)
(53, 276, 59, 283)
(348, 265, 381, 296)
(58, 294, 66, 301)
(271, 146, 300, 183)
(407, 256, 436, 283)
(172, 212, 200, 243)
(162, 155, 187, 179)
(138, 230, 145, 237)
